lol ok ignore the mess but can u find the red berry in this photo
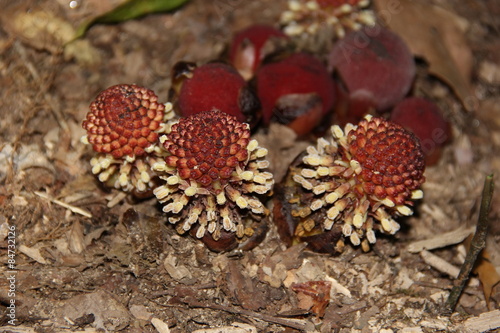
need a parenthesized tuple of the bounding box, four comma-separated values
(256, 52, 336, 136)
(229, 24, 288, 80)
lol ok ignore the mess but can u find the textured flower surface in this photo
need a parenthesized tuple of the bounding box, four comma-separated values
(153, 110, 274, 241)
(280, 0, 375, 39)
(292, 115, 425, 248)
(81, 84, 175, 192)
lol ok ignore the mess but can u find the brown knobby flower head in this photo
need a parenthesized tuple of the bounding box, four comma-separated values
(81, 84, 176, 192)
(152, 109, 274, 240)
(292, 115, 425, 248)
(280, 0, 376, 39)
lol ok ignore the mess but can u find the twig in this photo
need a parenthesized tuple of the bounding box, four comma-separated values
(34, 191, 92, 218)
(184, 298, 311, 331)
(445, 174, 494, 313)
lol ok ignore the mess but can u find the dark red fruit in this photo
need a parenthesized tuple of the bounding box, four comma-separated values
(176, 62, 260, 126)
(229, 24, 289, 80)
(390, 97, 451, 165)
(256, 52, 336, 136)
(329, 26, 415, 121)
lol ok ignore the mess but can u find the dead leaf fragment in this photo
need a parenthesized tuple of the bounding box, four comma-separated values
(291, 281, 332, 317)
(6, 9, 74, 53)
(164, 254, 193, 281)
(464, 235, 500, 308)
(54, 290, 130, 331)
(374, 0, 476, 111)
(226, 261, 266, 311)
(18, 244, 47, 264)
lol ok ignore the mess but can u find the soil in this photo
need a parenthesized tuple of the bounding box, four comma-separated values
(0, 0, 499, 332)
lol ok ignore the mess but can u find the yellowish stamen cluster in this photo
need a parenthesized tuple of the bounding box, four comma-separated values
(81, 102, 176, 192)
(293, 115, 424, 247)
(280, 0, 376, 39)
(152, 112, 274, 240)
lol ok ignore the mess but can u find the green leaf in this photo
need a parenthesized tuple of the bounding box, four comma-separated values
(72, 0, 189, 41)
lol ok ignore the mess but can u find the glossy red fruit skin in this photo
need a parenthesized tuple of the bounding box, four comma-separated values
(177, 62, 249, 123)
(256, 52, 336, 136)
(390, 97, 451, 165)
(229, 24, 288, 80)
(329, 26, 415, 112)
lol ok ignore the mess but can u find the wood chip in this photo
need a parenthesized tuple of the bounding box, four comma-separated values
(462, 309, 500, 333)
(192, 322, 257, 333)
(407, 226, 475, 253)
(107, 191, 128, 208)
(420, 249, 459, 278)
(151, 318, 171, 333)
(420, 250, 479, 286)
(19, 244, 47, 264)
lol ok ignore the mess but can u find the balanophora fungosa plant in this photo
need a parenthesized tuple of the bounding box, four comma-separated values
(274, 115, 425, 253)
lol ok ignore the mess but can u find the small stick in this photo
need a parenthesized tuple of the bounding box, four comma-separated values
(445, 174, 494, 313)
(34, 191, 92, 218)
(185, 298, 311, 331)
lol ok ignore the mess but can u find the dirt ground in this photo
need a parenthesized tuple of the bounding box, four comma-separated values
(1, 0, 500, 332)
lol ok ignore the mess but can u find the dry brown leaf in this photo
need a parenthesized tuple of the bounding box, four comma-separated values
(373, 0, 476, 111)
(54, 290, 130, 331)
(474, 249, 500, 308)
(291, 281, 332, 317)
(226, 261, 267, 311)
(463, 235, 500, 308)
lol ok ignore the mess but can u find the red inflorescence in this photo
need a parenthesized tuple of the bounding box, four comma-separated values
(83, 84, 165, 159)
(288, 115, 425, 248)
(163, 110, 251, 188)
(347, 117, 425, 206)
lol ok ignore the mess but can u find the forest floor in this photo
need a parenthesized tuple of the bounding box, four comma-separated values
(0, 0, 500, 332)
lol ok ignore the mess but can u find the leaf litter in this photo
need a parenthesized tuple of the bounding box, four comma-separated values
(0, 0, 499, 332)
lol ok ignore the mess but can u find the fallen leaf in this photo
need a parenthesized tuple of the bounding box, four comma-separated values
(474, 250, 500, 309)
(73, 0, 190, 41)
(3, 8, 74, 53)
(226, 261, 267, 311)
(291, 281, 332, 317)
(18, 245, 47, 265)
(464, 234, 500, 308)
(373, 0, 476, 111)
(54, 290, 131, 331)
